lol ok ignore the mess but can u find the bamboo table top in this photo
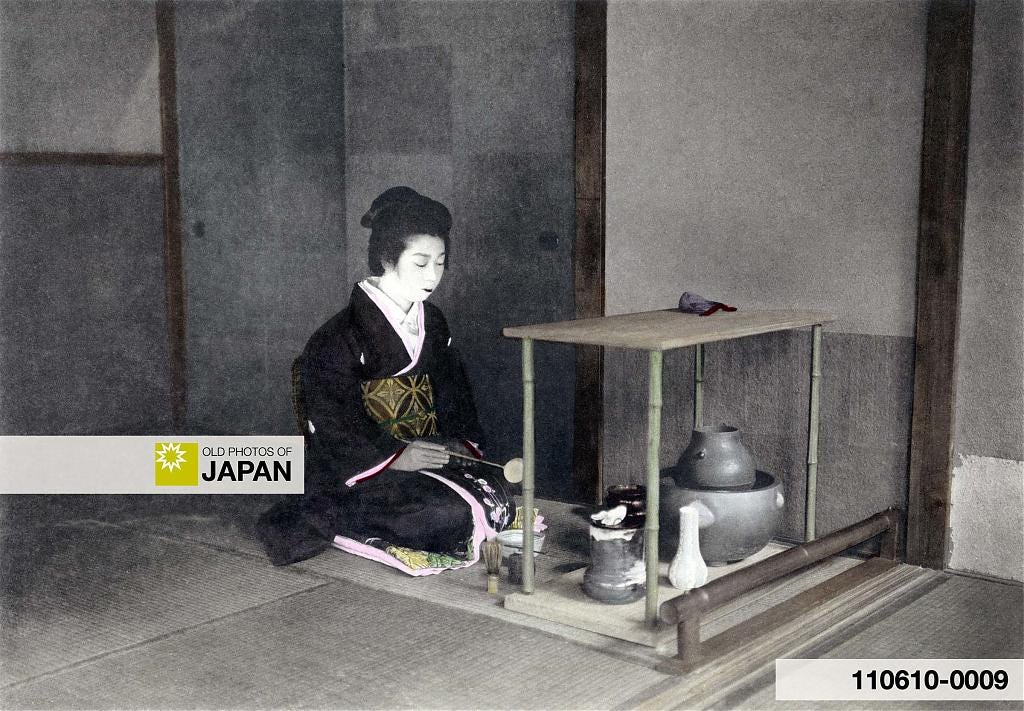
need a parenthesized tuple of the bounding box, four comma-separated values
(502, 309, 835, 351)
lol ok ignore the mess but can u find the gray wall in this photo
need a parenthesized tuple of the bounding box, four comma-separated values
(175, 1, 347, 436)
(0, 2, 170, 526)
(342, 0, 577, 499)
(605, 0, 927, 539)
(0, 1, 348, 525)
(0, 0, 349, 440)
(0, 0, 1018, 575)
(0, 0, 577, 511)
(606, 0, 925, 337)
(0, 2, 169, 436)
(956, 0, 1023, 462)
(0, 0, 160, 153)
(948, 0, 1023, 582)
(0, 165, 170, 436)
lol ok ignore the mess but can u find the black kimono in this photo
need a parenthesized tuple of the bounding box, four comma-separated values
(256, 284, 513, 573)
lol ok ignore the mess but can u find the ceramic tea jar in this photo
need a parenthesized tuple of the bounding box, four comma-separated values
(672, 425, 756, 489)
(659, 471, 784, 565)
(582, 524, 646, 604)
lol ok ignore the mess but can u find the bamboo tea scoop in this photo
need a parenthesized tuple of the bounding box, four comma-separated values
(398, 438, 524, 483)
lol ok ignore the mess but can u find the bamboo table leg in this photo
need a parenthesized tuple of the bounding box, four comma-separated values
(805, 324, 823, 542)
(521, 338, 536, 593)
(645, 349, 663, 627)
(693, 343, 704, 429)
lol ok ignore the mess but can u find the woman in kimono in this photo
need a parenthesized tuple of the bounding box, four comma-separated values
(257, 187, 513, 574)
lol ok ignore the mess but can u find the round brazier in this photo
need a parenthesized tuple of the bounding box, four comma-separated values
(659, 471, 784, 564)
(673, 425, 756, 489)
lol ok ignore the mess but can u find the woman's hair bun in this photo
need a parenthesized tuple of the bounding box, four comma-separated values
(360, 186, 422, 228)
(364, 186, 453, 276)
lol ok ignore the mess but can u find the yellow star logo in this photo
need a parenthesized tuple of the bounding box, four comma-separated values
(154, 442, 199, 486)
(155, 442, 187, 471)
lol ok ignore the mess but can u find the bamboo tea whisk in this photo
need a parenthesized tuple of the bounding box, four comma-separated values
(481, 538, 502, 594)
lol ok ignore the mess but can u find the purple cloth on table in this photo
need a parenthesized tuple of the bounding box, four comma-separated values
(677, 292, 737, 316)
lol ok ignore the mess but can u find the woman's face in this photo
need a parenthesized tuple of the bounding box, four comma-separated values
(380, 233, 446, 306)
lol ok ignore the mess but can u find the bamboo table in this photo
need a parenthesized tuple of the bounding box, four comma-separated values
(502, 308, 835, 627)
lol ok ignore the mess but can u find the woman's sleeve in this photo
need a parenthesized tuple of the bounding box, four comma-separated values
(300, 333, 402, 495)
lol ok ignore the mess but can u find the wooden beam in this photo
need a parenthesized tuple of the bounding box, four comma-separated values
(156, 0, 188, 433)
(906, 0, 975, 568)
(572, 0, 607, 504)
(0, 152, 163, 166)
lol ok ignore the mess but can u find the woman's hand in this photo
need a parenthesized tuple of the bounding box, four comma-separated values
(389, 440, 450, 471)
(440, 437, 476, 458)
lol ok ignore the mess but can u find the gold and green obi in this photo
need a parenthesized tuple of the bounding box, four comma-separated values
(360, 374, 438, 438)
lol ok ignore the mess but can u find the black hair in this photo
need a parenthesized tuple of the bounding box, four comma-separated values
(363, 186, 452, 276)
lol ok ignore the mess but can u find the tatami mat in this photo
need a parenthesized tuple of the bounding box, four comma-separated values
(0, 521, 326, 689)
(118, 501, 666, 662)
(117, 511, 269, 559)
(2, 577, 667, 710)
(824, 573, 1023, 659)
(119, 500, 866, 666)
(710, 574, 1024, 711)
(65, 502, 672, 679)
(14, 503, 1019, 710)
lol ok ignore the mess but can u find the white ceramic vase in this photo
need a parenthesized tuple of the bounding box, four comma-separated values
(668, 503, 709, 590)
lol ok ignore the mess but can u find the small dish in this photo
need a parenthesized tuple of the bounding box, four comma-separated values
(496, 529, 546, 558)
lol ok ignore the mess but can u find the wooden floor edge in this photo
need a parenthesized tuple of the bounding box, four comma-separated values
(627, 563, 942, 710)
(687, 570, 947, 711)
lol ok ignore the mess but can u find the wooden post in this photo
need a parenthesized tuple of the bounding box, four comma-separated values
(880, 509, 903, 560)
(677, 616, 701, 666)
(907, 0, 974, 568)
(156, 0, 187, 433)
(572, 0, 607, 504)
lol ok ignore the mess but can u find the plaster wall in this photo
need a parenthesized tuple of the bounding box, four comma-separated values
(0, 0, 577, 520)
(948, 0, 1024, 582)
(342, 0, 577, 499)
(0, 2, 169, 435)
(0, 4, 169, 524)
(948, 455, 1023, 582)
(604, 0, 926, 538)
(0, 165, 170, 435)
(0, 1, 351, 439)
(955, 0, 1023, 463)
(175, 1, 347, 436)
(606, 0, 926, 337)
(0, 1, 159, 153)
